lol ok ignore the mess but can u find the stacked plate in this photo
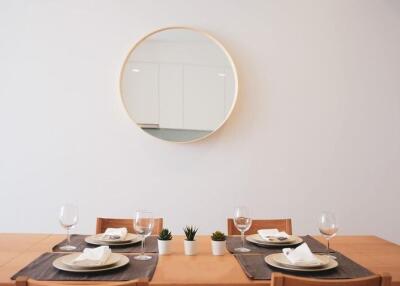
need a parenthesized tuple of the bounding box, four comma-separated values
(265, 253, 338, 272)
(246, 234, 303, 247)
(53, 253, 129, 273)
(85, 233, 142, 246)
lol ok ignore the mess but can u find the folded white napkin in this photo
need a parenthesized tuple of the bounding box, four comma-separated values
(73, 246, 112, 267)
(257, 229, 289, 241)
(103, 227, 128, 240)
(283, 243, 321, 266)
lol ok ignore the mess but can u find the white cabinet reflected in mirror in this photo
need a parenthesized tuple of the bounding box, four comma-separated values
(120, 27, 238, 143)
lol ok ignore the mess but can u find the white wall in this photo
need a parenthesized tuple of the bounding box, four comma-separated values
(0, 0, 399, 243)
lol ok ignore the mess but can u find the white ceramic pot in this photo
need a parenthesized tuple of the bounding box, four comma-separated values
(184, 240, 197, 256)
(211, 240, 226, 256)
(158, 239, 172, 255)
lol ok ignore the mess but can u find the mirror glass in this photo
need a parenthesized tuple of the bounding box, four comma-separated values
(120, 27, 238, 142)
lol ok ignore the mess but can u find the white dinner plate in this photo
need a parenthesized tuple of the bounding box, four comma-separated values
(59, 252, 121, 269)
(246, 234, 303, 247)
(265, 253, 338, 272)
(91, 233, 139, 243)
(271, 252, 331, 269)
(85, 235, 142, 246)
(53, 254, 129, 272)
(251, 234, 298, 244)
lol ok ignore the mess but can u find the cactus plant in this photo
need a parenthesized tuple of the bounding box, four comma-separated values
(211, 231, 226, 241)
(183, 225, 198, 241)
(158, 228, 172, 240)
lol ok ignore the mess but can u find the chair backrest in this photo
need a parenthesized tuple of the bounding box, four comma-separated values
(96, 217, 164, 235)
(271, 272, 392, 286)
(16, 276, 149, 286)
(227, 218, 292, 235)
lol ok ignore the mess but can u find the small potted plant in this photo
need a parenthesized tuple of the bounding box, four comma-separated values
(157, 228, 173, 255)
(211, 231, 226, 256)
(183, 225, 198, 256)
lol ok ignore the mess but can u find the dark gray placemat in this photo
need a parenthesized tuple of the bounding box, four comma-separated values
(52, 235, 158, 253)
(11, 252, 158, 281)
(226, 235, 329, 254)
(234, 253, 373, 280)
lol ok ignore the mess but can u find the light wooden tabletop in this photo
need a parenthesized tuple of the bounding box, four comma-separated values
(0, 234, 399, 286)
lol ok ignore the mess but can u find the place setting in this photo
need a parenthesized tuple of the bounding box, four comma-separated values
(230, 208, 373, 280)
(234, 241, 373, 280)
(11, 209, 159, 282)
(53, 206, 158, 254)
(52, 246, 130, 273)
(264, 243, 338, 273)
(84, 228, 143, 247)
(245, 229, 304, 248)
(226, 207, 328, 254)
(11, 245, 158, 281)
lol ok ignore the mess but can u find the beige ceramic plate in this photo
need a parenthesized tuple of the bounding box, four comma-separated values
(60, 252, 121, 269)
(85, 235, 142, 246)
(251, 234, 297, 244)
(271, 253, 331, 268)
(53, 254, 129, 273)
(246, 234, 303, 246)
(91, 233, 139, 243)
(265, 253, 338, 272)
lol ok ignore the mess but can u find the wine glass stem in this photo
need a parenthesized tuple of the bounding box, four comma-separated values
(66, 228, 71, 245)
(327, 239, 330, 255)
(241, 231, 245, 248)
(141, 236, 145, 256)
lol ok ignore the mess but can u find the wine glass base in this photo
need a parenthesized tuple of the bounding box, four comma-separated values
(134, 255, 152, 261)
(234, 247, 251, 253)
(328, 254, 337, 259)
(60, 245, 76, 251)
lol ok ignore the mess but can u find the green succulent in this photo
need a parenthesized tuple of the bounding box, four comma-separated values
(183, 225, 198, 241)
(211, 231, 226, 241)
(158, 228, 172, 240)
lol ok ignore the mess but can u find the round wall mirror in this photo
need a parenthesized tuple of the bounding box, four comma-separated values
(120, 27, 238, 143)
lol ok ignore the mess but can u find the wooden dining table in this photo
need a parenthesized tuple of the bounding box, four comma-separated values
(0, 234, 399, 286)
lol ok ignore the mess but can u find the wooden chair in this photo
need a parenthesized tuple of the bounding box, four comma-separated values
(227, 218, 292, 235)
(16, 276, 148, 286)
(271, 272, 392, 286)
(96, 217, 164, 235)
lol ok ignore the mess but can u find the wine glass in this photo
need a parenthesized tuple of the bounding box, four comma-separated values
(233, 206, 252, 252)
(59, 204, 79, 251)
(134, 210, 154, 260)
(318, 211, 338, 259)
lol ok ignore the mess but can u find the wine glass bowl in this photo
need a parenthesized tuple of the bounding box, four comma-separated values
(318, 211, 338, 259)
(233, 206, 252, 253)
(134, 219, 153, 237)
(134, 210, 154, 261)
(59, 204, 79, 251)
(234, 217, 252, 232)
(319, 226, 339, 238)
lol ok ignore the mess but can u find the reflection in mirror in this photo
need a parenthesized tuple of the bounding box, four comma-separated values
(120, 27, 237, 142)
